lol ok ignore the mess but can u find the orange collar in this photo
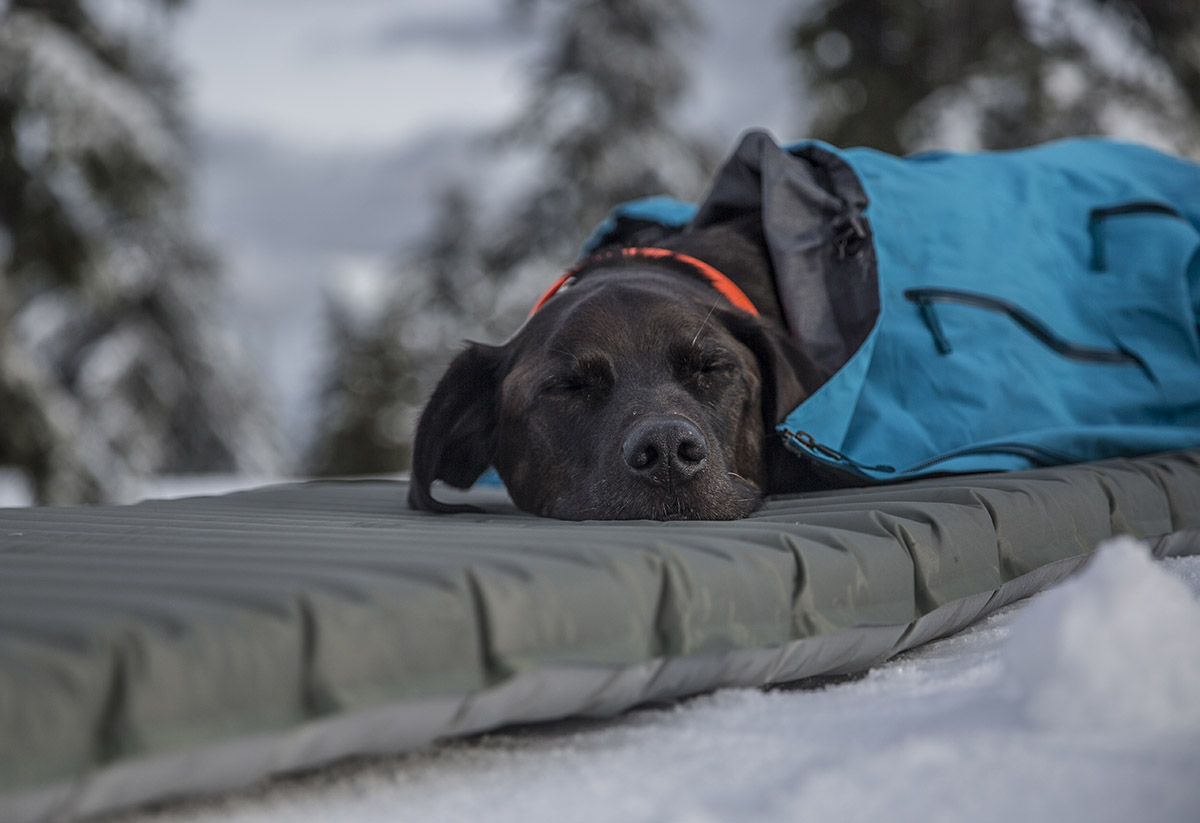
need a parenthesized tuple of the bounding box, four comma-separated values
(529, 247, 760, 317)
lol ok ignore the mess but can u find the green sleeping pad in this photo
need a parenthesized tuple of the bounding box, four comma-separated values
(2, 450, 1198, 822)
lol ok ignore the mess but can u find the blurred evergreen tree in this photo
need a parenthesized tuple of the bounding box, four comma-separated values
(0, 0, 281, 503)
(791, 0, 1200, 156)
(305, 297, 419, 477)
(307, 0, 717, 478)
(484, 0, 715, 270)
(1120, 0, 1200, 114)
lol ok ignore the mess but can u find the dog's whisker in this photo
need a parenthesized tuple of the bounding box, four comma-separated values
(691, 296, 722, 348)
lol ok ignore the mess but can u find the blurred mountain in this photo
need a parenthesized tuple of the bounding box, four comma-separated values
(0, 0, 282, 503)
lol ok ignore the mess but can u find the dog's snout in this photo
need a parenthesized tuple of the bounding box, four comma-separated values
(621, 417, 708, 485)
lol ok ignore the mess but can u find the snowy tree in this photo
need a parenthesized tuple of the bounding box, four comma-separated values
(791, 0, 1200, 157)
(307, 0, 717, 476)
(305, 294, 420, 478)
(0, 0, 281, 503)
(484, 0, 716, 269)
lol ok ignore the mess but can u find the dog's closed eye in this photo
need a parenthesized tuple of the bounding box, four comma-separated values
(673, 345, 740, 390)
(539, 353, 615, 400)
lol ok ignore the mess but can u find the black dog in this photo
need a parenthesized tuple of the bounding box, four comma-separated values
(408, 215, 851, 520)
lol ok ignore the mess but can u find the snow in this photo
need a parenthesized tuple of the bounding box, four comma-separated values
(110, 538, 1200, 823)
(1005, 537, 1200, 733)
(0, 472, 296, 508)
(128, 474, 300, 503)
(0, 469, 34, 508)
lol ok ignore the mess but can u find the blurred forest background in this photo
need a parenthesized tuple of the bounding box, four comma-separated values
(2, 0, 1198, 504)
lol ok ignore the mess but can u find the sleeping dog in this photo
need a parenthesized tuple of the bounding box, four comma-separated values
(407, 212, 851, 520)
(408, 132, 1200, 520)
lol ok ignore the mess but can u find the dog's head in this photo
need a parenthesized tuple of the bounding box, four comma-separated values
(407, 261, 812, 520)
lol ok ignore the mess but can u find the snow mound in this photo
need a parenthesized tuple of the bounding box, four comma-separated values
(1004, 536, 1200, 733)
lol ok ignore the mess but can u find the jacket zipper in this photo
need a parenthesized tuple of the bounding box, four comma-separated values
(781, 429, 895, 474)
(901, 441, 1077, 474)
(902, 288, 1143, 365)
(783, 429, 1075, 476)
(1088, 201, 1186, 272)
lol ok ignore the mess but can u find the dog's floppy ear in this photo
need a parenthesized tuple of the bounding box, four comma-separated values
(721, 310, 820, 431)
(408, 342, 504, 513)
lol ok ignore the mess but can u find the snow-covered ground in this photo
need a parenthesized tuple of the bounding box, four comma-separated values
(0, 472, 301, 508)
(108, 537, 1200, 823)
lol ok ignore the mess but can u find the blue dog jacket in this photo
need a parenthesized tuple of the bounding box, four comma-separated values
(587, 132, 1200, 480)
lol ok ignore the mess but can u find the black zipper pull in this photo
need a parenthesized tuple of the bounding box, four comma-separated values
(1088, 214, 1108, 272)
(781, 429, 895, 474)
(909, 292, 953, 355)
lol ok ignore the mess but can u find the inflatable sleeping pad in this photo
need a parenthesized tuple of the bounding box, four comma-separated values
(2, 450, 1199, 822)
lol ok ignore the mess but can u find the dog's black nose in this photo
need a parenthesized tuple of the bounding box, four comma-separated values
(621, 417, 708, 485)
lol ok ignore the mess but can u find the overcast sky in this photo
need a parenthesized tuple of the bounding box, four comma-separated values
(174, 0, 803, 151)
(173, 0, 530, 152)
